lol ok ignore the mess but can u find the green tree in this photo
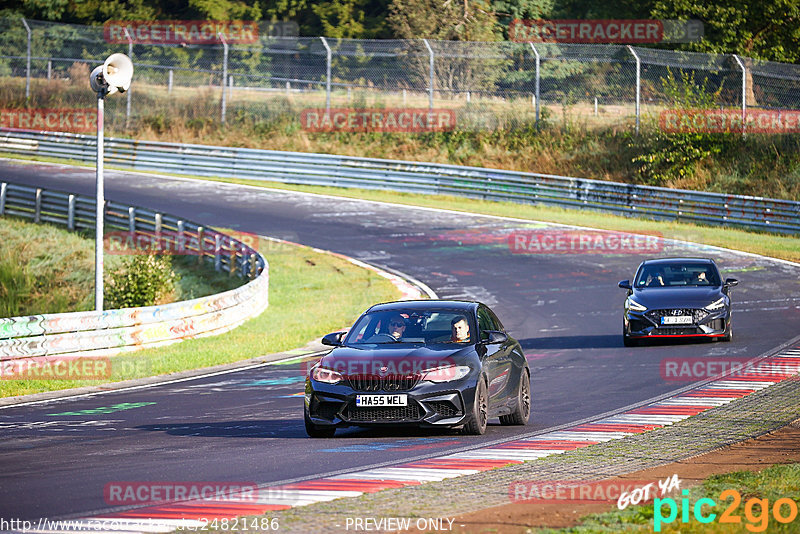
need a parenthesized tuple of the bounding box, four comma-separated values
(311, 0, 388, 38)
(389, 0, 499, 41)
(651, 0, 800, 63)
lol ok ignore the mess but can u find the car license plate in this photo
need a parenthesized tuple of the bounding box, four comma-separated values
(355, 394, 407, 407)
(661, 316, 693, 325)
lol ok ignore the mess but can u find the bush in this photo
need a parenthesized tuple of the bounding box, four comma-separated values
(104, 255, 180, 309)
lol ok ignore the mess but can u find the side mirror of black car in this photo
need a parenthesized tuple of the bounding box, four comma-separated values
(724, 278, 739, 288)
(483, 331, 508, 345)
(618, 280, 632, 290)
(321, 331, 345, 346)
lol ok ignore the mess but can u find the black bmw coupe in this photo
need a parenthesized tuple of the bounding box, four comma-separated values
(304, 300, 530, 437)
(619, 258, 738, 346)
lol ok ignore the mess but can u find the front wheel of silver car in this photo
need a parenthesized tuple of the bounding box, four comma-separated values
(463, 379, 488, 435)
(500, 370, 530, 426)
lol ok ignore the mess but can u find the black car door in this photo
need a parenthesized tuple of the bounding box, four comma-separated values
(477, 305, 511, 409)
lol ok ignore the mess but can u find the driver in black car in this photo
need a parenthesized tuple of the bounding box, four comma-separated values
(387, 314, 406, 340)
(645, 269, 665, 287)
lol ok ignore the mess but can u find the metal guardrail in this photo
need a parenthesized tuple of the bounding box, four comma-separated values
(0, 181, 269, 361)
(1, 129, 798, 233)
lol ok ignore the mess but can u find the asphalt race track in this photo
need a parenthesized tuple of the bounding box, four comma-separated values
(1, 159, 799, 521)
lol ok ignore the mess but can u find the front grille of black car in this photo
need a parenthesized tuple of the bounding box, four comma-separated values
(343, 401, 423, 422)
(645, 308, 708, 324)
(427, 401, 460, 418)
(347, 374, 420, 392)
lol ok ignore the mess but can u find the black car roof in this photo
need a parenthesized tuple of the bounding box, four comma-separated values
(367, 300, 479, 313)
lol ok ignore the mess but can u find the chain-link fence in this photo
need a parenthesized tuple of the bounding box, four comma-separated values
(2, 17, 800, 133)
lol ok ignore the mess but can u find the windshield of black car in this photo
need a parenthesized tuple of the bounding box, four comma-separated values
(343, 310, 475, 345)
(634, 263, 721, 288)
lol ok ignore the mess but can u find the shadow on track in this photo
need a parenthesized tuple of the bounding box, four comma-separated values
(518, 335, 620, 350)
(135, 421, 307, 438)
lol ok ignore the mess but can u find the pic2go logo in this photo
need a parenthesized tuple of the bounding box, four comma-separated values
(654, 489, 799, 532)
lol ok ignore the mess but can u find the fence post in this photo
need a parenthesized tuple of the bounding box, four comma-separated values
(47, 60, 52, 80)
(529, 43, 540, 127)
(214, 233, 222, 271)
(177, 220, 185, 254)
(21, 18, 31, 101)
(128, 206, 136, 232)
(34, 188, 41, 223)
(168, 69, 173, 94)
(197, 226, 204, 265)
(0, 182, 6, 215)
(218, 32, 228, 124)
(320, 36, 331, 112)
(67, 194, 75, 230)
(422, 39, 434, 110)
(124, 28, 133, 127)
(732, 54, 747, 137)
(627, 45, 641, 135)
(154, 213, 162, 250)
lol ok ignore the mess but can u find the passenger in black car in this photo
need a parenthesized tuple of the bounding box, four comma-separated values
(451, 316, 471, 343)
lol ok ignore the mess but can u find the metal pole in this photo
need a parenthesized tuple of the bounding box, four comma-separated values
(320, 37, 331, 112)
(21, 18, 31, 100)
(124, 28, 133, 127)
(627, 45, 641, 135)
(732, 54, 747, 137)
(219, 32, 228, 124)
(422, 39, 434, 110)
(95, 92, 105, 311)
(168, 69, 173, 94)
(529, 43, 540, 126)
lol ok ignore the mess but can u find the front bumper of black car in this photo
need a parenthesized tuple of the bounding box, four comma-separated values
(624, 306, 730, 338)
(304, 377, 477, 429)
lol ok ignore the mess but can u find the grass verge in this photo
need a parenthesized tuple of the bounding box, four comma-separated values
(0, 216, 241, 317)
(0, 226, 401, 398)
(551, 463, 800, 533)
